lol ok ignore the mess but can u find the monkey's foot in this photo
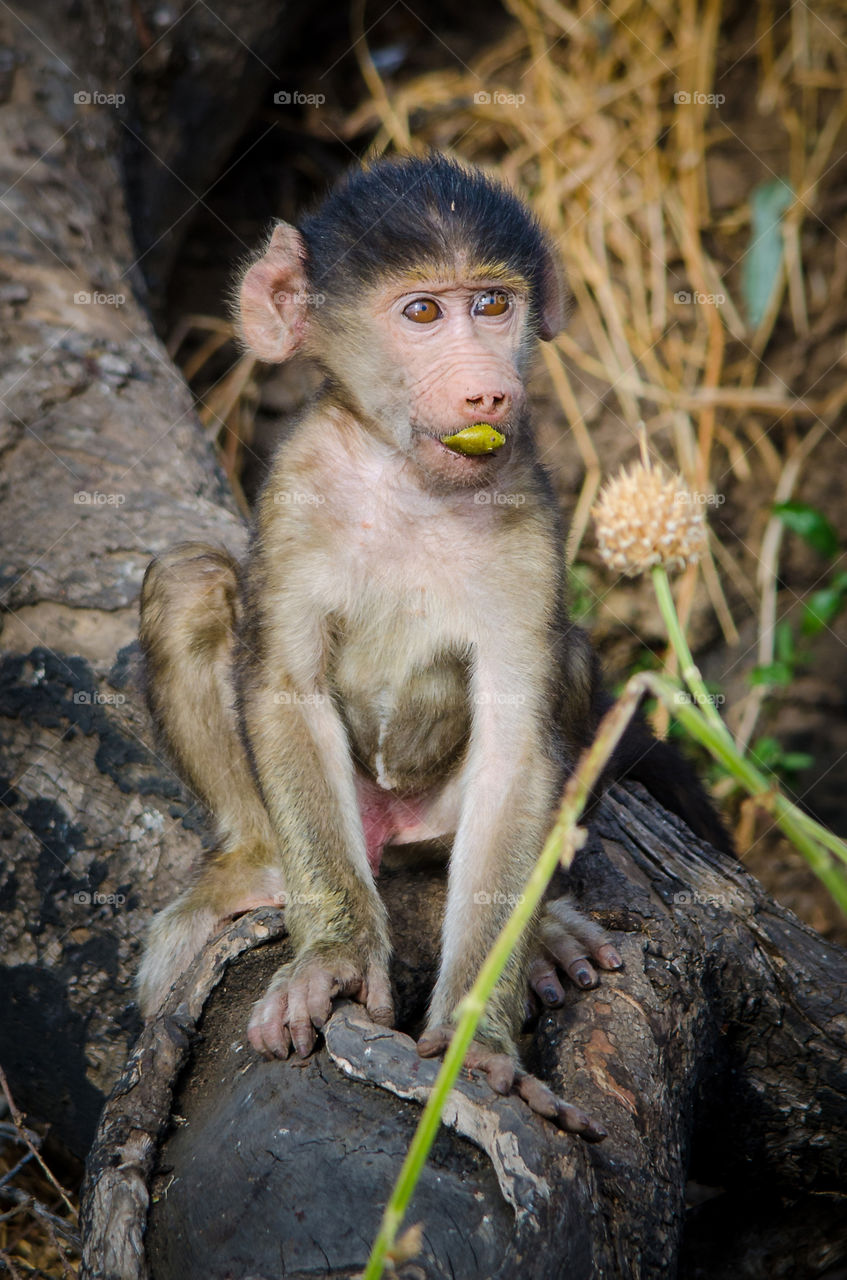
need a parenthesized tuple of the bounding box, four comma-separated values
(416, 1025, 607, 1141)
(527, 897, 623, 1009)
(247, 955, 394, 1059)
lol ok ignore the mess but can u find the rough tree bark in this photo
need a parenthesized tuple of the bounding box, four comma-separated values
(1, 6, 845, 1280)
(0, 0, 299, 1158)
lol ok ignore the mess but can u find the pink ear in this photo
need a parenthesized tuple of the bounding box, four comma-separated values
(238, 223, 310, 362)
(537, 245, 571, 341)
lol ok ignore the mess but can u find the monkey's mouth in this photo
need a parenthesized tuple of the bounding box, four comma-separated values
(439, 424, 507, 455)
(425, 426, 510, 456)
(411, 422, 513, 484)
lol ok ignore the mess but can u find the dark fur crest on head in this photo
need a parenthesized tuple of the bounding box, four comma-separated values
(300, 152, 555, 326)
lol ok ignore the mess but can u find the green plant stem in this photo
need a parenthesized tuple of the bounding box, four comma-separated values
(773, 803, 847, 865)
(641, 672, 847, 911)
(651, 564, 728, 738)
(362, 679, 648, 1280)
(649, 568, 847, 902)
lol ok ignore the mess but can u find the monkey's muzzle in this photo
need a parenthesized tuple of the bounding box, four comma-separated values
(439, 423, 507, 455)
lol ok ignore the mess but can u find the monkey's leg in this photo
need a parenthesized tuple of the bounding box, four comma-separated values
(136, 544, 282, 1016)
(424, 646, 565, 1054)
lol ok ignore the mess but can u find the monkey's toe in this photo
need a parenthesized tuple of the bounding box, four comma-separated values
(417, 1026, 605, 1138)
(532, 896, 623, 1000)
(515, 1072, 607, 1140)
(247, 989, 293, 1059)
(248, 955, 392, 1060)
(417, 1026, 516, 1094)
(363, 963, 394, 1026)
(527, 956, 566, 1007)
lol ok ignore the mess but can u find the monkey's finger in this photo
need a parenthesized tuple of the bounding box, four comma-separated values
(515, 1073, 607, 1141)
(417, 1027, 515, 1095)
(524, 992, 539, 1022)
(363, 965, 394, 1026)
(527, 955, 566, 1007)
(540, 928, 598, 988)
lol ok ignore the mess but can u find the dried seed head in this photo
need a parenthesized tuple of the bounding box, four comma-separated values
(592, 461, 707, 576)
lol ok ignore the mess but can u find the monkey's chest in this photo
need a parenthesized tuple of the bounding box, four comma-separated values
(328, 636, 471, 792)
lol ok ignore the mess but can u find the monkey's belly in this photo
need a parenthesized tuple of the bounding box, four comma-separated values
(331, 648, 471, 793)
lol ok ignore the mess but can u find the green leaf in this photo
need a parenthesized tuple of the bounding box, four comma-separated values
(778, 752, 814, 774)
(568, 562, 596, 626)
(773, 501, 839, 559)
(751, 736, 781, 768)
(742, 178, 793, 328)
(802, 587, 847, 636)
(751, 661, 793, 686)
(775, 620, 795, 664)
(751, 736, 813, 777)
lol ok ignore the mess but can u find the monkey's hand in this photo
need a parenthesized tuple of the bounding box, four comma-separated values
(527, 897, 622, 1009)
(247, 951, 394, 1059)
(416, 1026, 607, 1141)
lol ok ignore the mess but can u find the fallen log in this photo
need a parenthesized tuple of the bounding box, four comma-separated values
(80, 788, 847, 1279)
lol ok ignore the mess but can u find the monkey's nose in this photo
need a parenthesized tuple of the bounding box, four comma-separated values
(465, 392, 509, 418)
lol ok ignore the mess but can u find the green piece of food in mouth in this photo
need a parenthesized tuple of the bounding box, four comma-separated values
(439, 423, 507, 455)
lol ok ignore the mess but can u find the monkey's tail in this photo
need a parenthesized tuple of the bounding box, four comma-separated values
(136, 895, 219, 1018)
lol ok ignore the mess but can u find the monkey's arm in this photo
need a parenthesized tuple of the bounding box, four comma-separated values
(240, 591, 393, 1058)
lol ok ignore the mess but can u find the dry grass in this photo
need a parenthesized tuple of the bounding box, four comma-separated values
(0, 1069, 79, 1278)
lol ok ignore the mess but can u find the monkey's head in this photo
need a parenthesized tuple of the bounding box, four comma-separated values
(238, 153, 569, 488)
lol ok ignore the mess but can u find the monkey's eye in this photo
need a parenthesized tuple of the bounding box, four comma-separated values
(472, 291, 510, 317)
(402, 298, 442, 324)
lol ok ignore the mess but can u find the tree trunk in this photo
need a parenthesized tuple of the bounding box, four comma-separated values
(0, 0, 295, 1158)
(1, 6, 845, 1279)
